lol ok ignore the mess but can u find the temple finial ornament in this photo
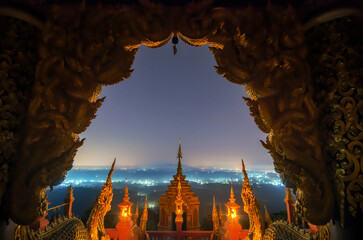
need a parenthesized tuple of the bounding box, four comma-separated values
(219, 202, 225, 226)
(264, 204, 272, 226)
(212, 196, 219, 231)
(140, 196, 148, 240)
(230, 180, 235, 203)
(177, 138, 183, 176)
(124, 178, 129, 202)
(175, 176, 184, 231)
(133, 202, 139, 223)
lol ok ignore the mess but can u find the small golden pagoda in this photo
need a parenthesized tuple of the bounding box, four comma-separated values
(118, 179, 133, 219)
(158, 139, 200, 230)
(225, 182, 240, 222)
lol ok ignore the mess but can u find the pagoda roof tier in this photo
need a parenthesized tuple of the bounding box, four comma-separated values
(173, 174, 186, 181)
(158, 139, 199, 210)
(159, 194, 200, 206)
(159, 173, 199, 207)
(167, 184, 192, 190)
(170, 178, 188, 184)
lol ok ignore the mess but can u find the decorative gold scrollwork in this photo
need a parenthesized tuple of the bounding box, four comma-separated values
(307, 15, 363, 226)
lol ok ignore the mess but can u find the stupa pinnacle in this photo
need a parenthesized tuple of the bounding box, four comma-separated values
(177, 138, 183, 176)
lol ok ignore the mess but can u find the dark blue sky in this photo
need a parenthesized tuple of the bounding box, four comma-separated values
(74, 41, 273, 170)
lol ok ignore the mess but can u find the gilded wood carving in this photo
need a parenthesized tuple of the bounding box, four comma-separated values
(0, 1, 361, 231)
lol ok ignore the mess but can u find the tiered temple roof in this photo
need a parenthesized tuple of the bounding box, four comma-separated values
(158, 139, 200, 230)
(159, 139, 200, 208)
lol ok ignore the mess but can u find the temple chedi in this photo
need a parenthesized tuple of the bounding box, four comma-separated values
(158, 139, 200, 231)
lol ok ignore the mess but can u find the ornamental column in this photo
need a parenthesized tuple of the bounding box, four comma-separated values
(116, 180, 134, 240)
(175, 177, 184, 240)
(284, 188, 295, 225)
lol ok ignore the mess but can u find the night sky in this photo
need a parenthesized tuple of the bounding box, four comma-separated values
(74, 41, 273, 170)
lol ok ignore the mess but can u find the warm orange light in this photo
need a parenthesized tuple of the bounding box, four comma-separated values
(230, 209, 237, 219)
(121, 208, 128, 217)
(178, 209, 181, 213)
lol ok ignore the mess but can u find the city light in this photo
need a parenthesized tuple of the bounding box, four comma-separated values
(56, 168, 283, 188)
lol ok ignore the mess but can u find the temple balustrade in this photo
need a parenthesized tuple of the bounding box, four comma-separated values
(105, 230, 217, 240)
(148, 230, 213, 240)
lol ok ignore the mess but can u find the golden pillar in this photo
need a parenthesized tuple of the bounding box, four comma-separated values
(175, 177, 184, 240)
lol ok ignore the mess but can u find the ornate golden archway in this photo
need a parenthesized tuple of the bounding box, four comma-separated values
(0, 1, 362, 237)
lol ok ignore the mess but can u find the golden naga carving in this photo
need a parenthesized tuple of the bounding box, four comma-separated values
(263, 220, 312, 240)
(14, 216, 88, 240)
(1, 0, 362, 230)
(241, 160, 264, 240)
(13, 160, 116, 240)
(87, 159, 115, 240)
(306, 15, 363, 226)
(223, 5, 335, 224)
(0, 15, 40, 220)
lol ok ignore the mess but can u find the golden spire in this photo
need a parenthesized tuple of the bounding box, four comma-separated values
(123, 177, 129, 202)
(177, 138, 183, 176)
(212, 196, 219, 233)
(143, 196, 148, 215)
(140, 196, 148, 237)
(133, 202, 139, 223)
(219, 202, 225, 225)
(213, 196, 217, 213)
(264, 204, 272, 226)
(229, 180, 236, 203)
